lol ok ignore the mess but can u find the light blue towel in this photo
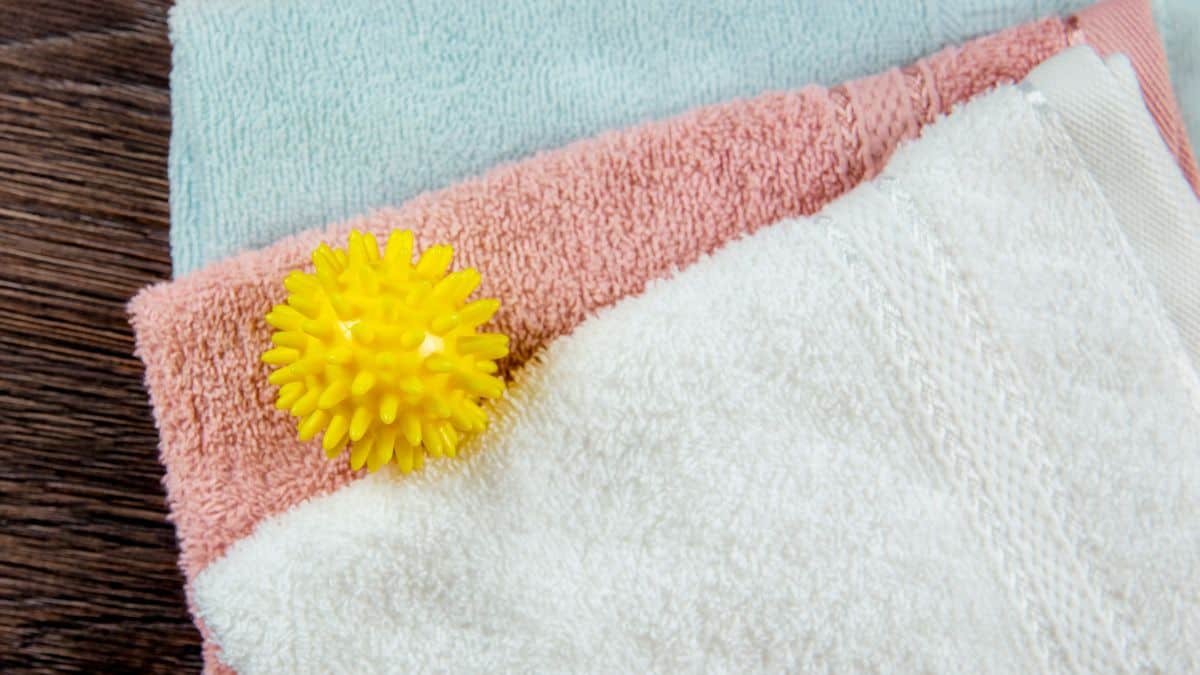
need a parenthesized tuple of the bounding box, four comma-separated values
(170, 0, 1192, 275)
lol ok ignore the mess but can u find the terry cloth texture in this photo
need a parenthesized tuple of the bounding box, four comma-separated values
(130, 1, 1198, 641)
(133, 5, 1195, 671)
(167, 0, 1200, 275)
(190, 48, 1200, 673)
(1074, 0, 1197, 186)
(136, 10, 1164, 591)
(168, 0, 1110, 274)
(1028, 49, 1200, 366)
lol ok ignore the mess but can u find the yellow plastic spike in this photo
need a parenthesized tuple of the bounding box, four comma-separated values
(298, 410, 329, 441)
(396, 443, 416, 473)
(439, 424, 458, 458)
(450, 398, 488, 433)
(456, 369, 505, 399)
(329, 293, 356, 320)
(262, 347, 299, 366)
(429, 313, 460, 335)
(424, 355, 454, 373)
(425, 393, 451, 419)
(294, 356, 325, 377)
(318, 381, 350, 409)
(349, 406, 373, 441)
(323, 413, 349, 451)
(415, 245, 454, 279)
(283, 270, 318, 294)
(290, 389, 321, 417)
(369, 428, 397, 472)
(432, 269, 480, 304)
(362, 232, 380, 262)
(350, 370, 376, 396)
(288, 297, 321, 321)
(271, 331, 308, 349)
(459, 299, 500, 328)
(422, 420, 444, 458)
(456, 334, 509, 360)
(349, 436, 372, 469)
(347, 231, 369, 266)
(397, 375, 424, 395)
(267, 365, 302, 386)
(276, 382, 304, 409)
(326, 436, 349, 460)
(325, 345, 354, 365)
(383, 229, 413, 263)
(379, 393, 400, 424)
(400, 413, 422, 447)
(313, 244, 342, 276)
(301, 318, 334, 340)
(262, 229, 508, 472)
(266, 305, 306, 331)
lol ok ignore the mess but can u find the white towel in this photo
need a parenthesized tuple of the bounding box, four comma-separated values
(192, 49, 1200, 674)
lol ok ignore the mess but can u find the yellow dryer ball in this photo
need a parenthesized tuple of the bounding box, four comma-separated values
(263, 229, 508, 473)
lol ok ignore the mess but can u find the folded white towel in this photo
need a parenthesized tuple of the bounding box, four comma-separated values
(193, 49, 1200, 674)
(1026, 50, 1200, 363)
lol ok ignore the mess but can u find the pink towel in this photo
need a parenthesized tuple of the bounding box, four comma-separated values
(129, 0, 1196, 670)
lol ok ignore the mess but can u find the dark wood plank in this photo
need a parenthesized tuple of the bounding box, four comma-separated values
(0, 1, 201, 671)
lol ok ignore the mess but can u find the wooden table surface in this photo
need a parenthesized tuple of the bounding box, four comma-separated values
(0, 1, 203, 671)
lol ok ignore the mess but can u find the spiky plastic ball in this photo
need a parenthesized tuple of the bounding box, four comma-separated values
(262, 229, 508, 473)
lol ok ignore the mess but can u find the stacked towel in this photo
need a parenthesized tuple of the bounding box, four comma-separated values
(133, 3, 1193, 599)
(133, 0, 1200, 671)
(168, 0, 1196, 274)
(188, 48, 1200, 673)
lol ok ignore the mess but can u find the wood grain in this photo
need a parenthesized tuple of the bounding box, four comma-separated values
(0, 1, 202, 671)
